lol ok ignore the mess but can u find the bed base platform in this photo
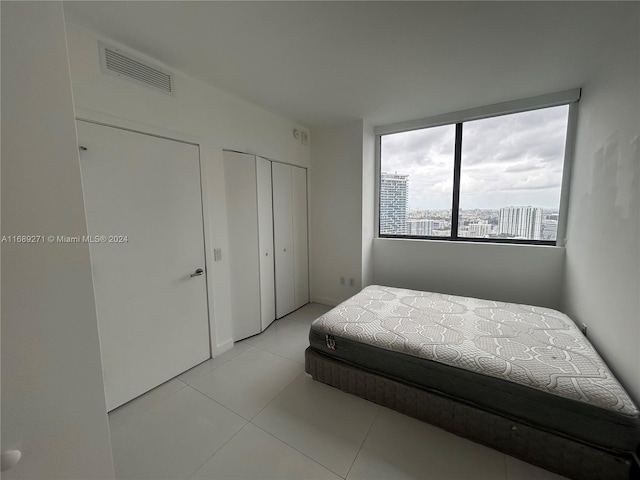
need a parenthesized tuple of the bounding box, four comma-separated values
(305, 346, 639, 480)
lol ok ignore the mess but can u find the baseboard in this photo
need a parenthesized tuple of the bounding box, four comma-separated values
(213, 338, 234, 357)
(311, 296, 340, 307)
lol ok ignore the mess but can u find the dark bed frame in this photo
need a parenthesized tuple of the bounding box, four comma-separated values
(305, 346, 639, 480)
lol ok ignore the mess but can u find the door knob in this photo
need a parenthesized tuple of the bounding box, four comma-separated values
(190, 268, 204, 277)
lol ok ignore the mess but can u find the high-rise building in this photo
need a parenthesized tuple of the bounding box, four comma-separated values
(380, 172, 409, 235)
(408, 219, 434, 236)
(541, 220, 558, 240)
(468, 222, 491, 237)
(498, 206, 542, 240)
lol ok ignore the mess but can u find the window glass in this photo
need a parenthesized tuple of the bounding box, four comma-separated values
(380, 125, 456, 236)
(378, 102, 571, 244)
(458, 106, 569, 241)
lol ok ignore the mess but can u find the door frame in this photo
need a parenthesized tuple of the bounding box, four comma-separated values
(75, 108, 218, 358)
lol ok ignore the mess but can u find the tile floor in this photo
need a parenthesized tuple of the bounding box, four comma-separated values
(108, 303, 568, 480)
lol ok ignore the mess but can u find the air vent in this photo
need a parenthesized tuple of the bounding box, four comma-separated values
(99, 42, 174, 95)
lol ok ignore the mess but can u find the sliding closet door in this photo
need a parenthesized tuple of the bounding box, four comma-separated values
(272, 162, 295, 318)
(77, 121, 210, 411)
(224, 151, 262, 340)
(256, 157, 276, 330)
(292, 166, 309, 309)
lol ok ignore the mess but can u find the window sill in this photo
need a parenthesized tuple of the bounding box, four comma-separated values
(375, 236, 565, 249)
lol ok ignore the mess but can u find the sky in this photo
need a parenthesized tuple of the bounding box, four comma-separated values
(381, 105, 569, 210)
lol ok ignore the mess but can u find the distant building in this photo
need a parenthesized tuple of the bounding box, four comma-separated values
(408, 219, 434, 236)
(468, 222, 491, 237)
(380, 172, 409, 235)
(541, 220, 558, 241)
(498, 206, 542, 240)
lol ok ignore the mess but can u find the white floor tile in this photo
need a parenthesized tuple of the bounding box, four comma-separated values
(505, 455, 569, 480)
(108, 377, 186, 434)
(179, 342, 251, 384)
(107, 301, 558, 480)
(347, 407, 506, 480)
(190, 423, 341, 480)
(242, 318, 297, 344)
(249, 319, 311, 364)
(110, 386, 246, 480)
(253, 374, 379, 478)
(188, 347, 303, 419)
(284, 303, 333, 325)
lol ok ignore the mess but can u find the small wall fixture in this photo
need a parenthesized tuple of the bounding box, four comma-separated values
(1, 450, 22, 472)
(293, 129, 308, 145)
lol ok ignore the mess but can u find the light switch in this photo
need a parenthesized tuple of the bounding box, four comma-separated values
(214, 248, 222, 261)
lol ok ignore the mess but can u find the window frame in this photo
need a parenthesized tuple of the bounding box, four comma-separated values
(374, 89, 580, 246)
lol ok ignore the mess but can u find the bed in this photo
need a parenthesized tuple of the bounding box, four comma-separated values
(305, 285, 640, 480)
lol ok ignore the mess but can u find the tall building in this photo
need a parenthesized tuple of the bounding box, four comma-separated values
(541, 220, 558, 240)
(380, 172, 409, 235)
(498, 206, 542, 240)
(468, 222, 491, 237)
(408, 219, 434, 236)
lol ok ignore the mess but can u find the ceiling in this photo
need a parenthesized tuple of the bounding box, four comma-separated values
(63, 1, 637, 128)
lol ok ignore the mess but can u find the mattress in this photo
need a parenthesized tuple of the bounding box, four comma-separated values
(309, 285, 640, 454)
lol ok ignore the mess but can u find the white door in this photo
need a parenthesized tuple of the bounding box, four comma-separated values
(272, 162, 295, 318)
(77, 121, 210, 411)
(256, 157, 276, 330)
(223, 151, 262, 340)
(292, 166, 310, 309)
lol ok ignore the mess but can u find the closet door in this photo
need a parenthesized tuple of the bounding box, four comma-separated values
(256, 157, 276, 330)
(292, 166, 309, 309)
(224, 151, 262, 340)
(272, 162, 295, 318)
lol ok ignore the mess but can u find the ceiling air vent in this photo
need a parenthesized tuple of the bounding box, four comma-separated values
(99, 42, 174, 95)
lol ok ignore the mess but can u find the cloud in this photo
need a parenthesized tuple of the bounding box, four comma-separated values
(382, 124, 455, 171)
(503, 161, 543, 173)
(462, 106, 568, 167)
(381, 104, 569, 209)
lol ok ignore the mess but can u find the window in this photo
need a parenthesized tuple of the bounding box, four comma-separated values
(377, 92, 577, 245)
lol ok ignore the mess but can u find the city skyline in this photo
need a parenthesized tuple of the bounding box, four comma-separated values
(390, 206, 559, 241)
(380, 172, 558, 241)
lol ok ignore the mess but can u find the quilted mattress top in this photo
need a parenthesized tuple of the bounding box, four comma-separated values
(311, 285, 638, 416)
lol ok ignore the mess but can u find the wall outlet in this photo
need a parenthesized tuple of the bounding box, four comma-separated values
(581, 323, 588, 336)
(340, 276, 345, 285)
(349, 278, 355, 287)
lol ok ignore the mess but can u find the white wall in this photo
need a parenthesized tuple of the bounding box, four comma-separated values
(64, 23, 310, 352)
(562, 11, 640, 403)
(1, 3, 114, 478)
(309, 120, 364, 305)
(361, 123, 375, 287)
(310, 119, 566, 310)
(374, 239, 565, 308)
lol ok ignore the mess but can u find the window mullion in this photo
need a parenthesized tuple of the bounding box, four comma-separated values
(451, 123, 463, 239)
